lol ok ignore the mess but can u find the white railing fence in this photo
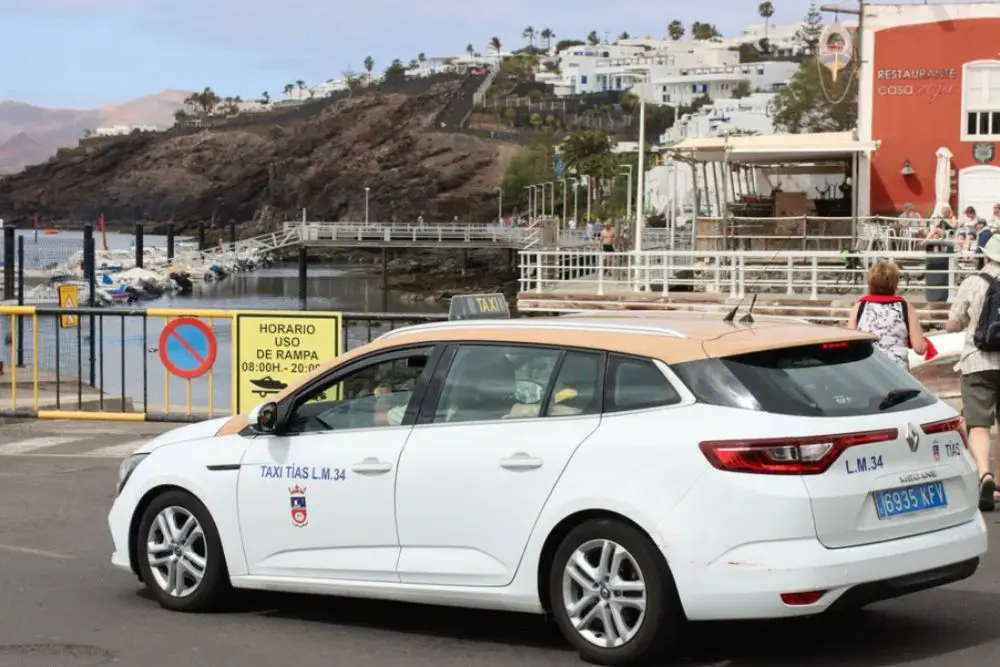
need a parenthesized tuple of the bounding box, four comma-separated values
(518, 248, 970, 320)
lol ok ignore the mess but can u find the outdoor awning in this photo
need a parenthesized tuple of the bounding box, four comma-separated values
(668, 131, 880, 164)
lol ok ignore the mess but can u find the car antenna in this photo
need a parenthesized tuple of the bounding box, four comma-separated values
(722, 295, 747, 323)
(719, 228, 802, 325)
(738, 294, 757, 323)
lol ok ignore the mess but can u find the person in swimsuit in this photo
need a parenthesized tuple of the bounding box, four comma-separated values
(599, 223, 616, 268)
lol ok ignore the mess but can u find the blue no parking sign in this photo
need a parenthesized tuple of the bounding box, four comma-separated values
(158, 317, 218, 379)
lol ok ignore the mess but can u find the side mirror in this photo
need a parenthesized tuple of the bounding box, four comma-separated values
(249, 402, 279, 433)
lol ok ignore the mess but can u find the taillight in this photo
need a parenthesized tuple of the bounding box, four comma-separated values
(922, 417, 969, 448)
(699, 429, 898, 475)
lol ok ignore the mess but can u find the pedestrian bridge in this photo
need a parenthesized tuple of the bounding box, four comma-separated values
(175, 221, 675, 268)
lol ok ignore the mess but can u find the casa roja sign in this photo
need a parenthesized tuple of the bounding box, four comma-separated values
(876, 68, 957, 103)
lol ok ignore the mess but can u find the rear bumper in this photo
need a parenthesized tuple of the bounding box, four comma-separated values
(674, 514, 987, 621)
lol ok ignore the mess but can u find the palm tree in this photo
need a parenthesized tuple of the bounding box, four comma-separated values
(691, 22, 721, 40)
(198, 87, 219, 115)
(363, 56, 375, 84)
(667, 20, 685, 40)
(295, 79, 306, 99)
(466, 43, 475, 57)
(618, 31, 630, 40)
(561, 130, 614, 209)
(540, 28, 554, 50)
(758, 1, 775, 42)
(283, 83, 294, 98)
(587, 30, 600, 45)
(408, 58, 419, 69)
(522, 26, 535, 48)
(261, 91, 271, 104)
(489, 36, 502, 59)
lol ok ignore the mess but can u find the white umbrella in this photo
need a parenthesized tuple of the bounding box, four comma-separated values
(933, 146, 953, 217)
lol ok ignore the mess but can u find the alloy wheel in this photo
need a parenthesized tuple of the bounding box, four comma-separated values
(145, 506, 208, 598)
(561, 538, 648, 648)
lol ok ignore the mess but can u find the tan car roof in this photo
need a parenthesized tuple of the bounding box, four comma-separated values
(216, 313, 873, 436)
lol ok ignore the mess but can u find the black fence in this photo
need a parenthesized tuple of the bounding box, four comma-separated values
(0, 306, 447, 421)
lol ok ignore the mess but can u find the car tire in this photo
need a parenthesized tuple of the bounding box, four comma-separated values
(548, 518, 682, 666)
(135, 489, 231, 612)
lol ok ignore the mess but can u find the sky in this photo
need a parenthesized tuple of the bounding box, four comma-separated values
(4, 0, 834, 109)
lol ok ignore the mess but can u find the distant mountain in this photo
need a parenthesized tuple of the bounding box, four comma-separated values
(0, 90, 189, 174)
(0, 132, 62, 174)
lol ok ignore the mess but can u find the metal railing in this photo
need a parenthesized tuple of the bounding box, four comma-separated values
(556, 229, 677, 249)
(690, 215, 936, 252)
(284, 222, 537, 248)
(517, 248, 970, 323)
(0, 307, 446, 422)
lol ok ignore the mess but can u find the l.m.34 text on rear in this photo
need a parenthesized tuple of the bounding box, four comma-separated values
(845, 454, 884, 474)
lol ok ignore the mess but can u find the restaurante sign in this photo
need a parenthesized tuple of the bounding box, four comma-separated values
(876, 68, 957, 80)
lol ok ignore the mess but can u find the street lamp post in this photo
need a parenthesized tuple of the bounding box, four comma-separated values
(620, 165, 633, 221)
(585, 176, 591, 224)
(546, 181, 555, 220)
(634, 78, 647, 252)
(497, 187, 503, 224)
(561, 178, 569, 228)
(572, 178, 580, 223)
(524, 186, 533, 220)
(364, 186, 370, 224)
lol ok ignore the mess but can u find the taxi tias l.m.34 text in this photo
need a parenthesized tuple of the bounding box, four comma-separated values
(107, 311, 987, 666)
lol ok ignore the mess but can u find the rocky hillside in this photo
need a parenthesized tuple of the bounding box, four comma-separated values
(0, 81, 518, 226)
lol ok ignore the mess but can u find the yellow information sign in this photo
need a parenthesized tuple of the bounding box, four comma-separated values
(233, 311, 344, 413)
(57, 284, 79, 328)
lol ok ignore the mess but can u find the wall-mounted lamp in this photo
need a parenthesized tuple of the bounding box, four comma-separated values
(901, 159, 915, 176)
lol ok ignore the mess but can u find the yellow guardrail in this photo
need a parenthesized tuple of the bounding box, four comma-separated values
(0, 305, 440, 422)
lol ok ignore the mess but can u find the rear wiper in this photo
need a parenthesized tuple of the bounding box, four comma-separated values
(878, 388, 922, 411)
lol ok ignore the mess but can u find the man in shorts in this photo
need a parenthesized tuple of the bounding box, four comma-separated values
(946, 235, 1000, 510)
(600, 222, 616, 252)
(599, 222, 616, 269)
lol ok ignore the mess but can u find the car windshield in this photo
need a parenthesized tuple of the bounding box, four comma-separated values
(671, 340, 936, 417)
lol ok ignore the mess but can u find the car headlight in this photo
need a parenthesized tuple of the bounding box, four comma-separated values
(117, 453, 149, 495)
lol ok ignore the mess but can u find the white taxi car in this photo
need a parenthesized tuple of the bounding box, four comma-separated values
(108, 311, 988, 666)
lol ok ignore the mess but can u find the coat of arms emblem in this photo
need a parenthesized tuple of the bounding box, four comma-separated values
(289, 485, 308, 527)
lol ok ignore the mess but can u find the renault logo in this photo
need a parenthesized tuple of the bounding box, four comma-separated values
(905, 423, 920, 452)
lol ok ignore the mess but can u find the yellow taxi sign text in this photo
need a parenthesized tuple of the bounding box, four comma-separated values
(449, 293, 510, 321)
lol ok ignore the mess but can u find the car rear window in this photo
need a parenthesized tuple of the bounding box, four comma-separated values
(605, 354, 681, 413)
(671, 340, 936, 417)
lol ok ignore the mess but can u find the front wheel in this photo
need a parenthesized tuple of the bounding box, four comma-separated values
(549, 519, 682, 666)
(135, 489, 230, 612)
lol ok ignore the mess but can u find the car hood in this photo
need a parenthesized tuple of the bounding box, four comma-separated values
(134, 417, 232, 454)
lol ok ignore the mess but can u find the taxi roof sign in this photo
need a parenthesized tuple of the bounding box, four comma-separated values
(449, 293, 510, 321)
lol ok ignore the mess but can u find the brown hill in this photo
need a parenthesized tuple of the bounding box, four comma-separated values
(0, 91, 187, 173)
(0, 132, 62, 174)
(0, 80, 518, 226)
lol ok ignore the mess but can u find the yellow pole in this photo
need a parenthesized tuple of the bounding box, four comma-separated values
(207, 318, 216, 417)
(32, 313, 39, 410)
(9, 314, 16, 409)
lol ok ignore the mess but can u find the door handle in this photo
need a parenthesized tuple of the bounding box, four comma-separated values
(499, 453, 543, 471)
(351, 457, 393, 474)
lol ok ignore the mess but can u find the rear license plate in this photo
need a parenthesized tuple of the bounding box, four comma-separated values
(874, 481, 948, 519)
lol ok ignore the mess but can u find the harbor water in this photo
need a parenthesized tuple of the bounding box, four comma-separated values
(0, 232, 446, 412)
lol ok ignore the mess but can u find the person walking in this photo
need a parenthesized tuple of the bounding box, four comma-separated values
(946, 235, 1000, 511)
(847, 260, 927, 370)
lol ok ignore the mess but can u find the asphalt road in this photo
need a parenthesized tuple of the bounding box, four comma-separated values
(3, 419, 1000, 667)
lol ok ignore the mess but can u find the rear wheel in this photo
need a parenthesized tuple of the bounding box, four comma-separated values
(548, 519, 682, 666)
(135, 489, 230, 612)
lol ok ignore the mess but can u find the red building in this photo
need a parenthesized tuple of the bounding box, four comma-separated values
(858, 4, 1000, 218)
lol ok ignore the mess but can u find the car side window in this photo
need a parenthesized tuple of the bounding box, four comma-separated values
(285, 350, 431, 434)
(604, 354, 681, 413)
(432, 344, 562, 424)
(544, 350, 604, 417)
